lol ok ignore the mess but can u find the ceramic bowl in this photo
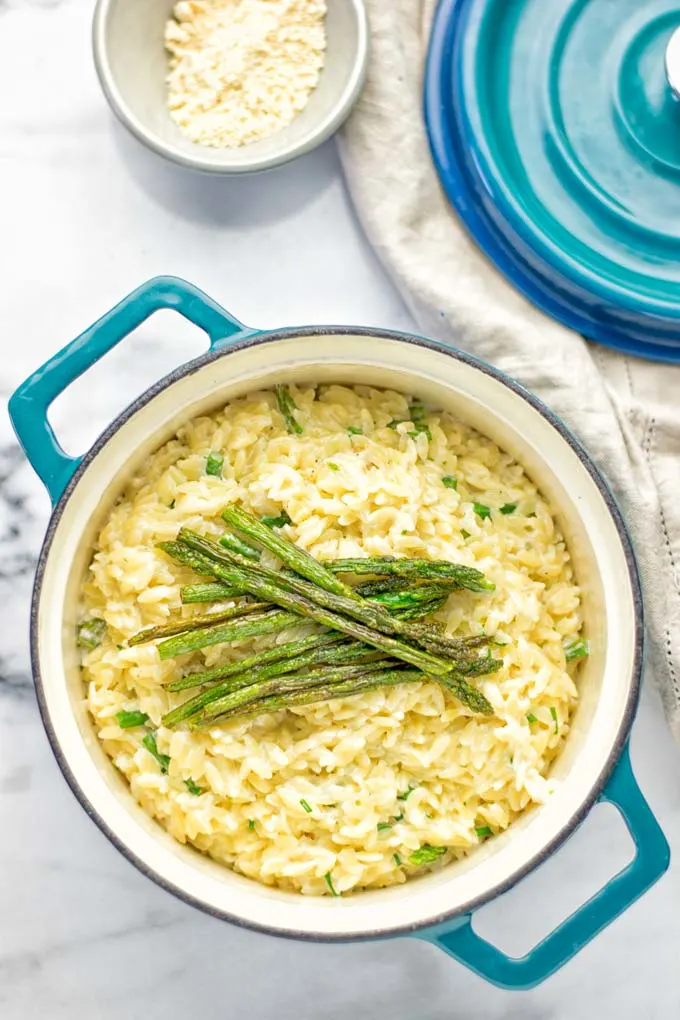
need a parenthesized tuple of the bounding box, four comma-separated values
(8, 277, 669, 990)
(92, 0, 368, 173)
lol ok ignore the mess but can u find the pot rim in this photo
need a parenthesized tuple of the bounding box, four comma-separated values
(30, 324, 644, 942)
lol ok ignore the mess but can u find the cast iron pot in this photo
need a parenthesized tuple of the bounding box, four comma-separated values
(8, 276, 670, 990)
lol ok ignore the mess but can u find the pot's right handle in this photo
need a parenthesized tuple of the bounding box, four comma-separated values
(418, 744, 669, 990)
(8, 276, 252, 505)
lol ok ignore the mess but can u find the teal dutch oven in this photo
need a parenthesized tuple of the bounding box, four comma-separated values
(8, 277, 670, 990)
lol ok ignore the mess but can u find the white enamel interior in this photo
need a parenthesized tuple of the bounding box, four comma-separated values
(35, 332, 638, 938)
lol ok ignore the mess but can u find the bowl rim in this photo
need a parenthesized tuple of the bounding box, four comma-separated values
(30, 325, 644, 941)
(91, 0, 370, 174)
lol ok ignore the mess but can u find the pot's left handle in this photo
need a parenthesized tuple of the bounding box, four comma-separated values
(8, 276, 251, 505)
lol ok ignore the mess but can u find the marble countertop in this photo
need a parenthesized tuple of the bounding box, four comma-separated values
(1, 2, 679, 1017)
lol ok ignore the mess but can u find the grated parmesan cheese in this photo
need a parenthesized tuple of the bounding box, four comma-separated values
(164, 0, 327, 148)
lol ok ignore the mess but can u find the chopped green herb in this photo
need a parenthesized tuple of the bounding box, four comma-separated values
(388, 407, 432, 442)
(401, 529, 409, 535)
(168, 500, 176, 509)
(409, 405, 432, 439)
(526, 712, 538, 724)
(300, 798, 313, 814)
(260, 510, 292, 529)
(473, 502, 492, 521)
(184, 778, 204, 796)
(248, 820, 256, 831)
(324, 872, 340, 897)
(393, 853, 402, 866)
(77, 618, 107, 651)
(276, 385, 303, 435)
(116, 710, 149, 729)
(527, 511, 537, 518)
(142, 732, 170, 774)
(394, 812, 404, 822)
(397, 784, 416, 801)
(377, 822, 393, 832)
(500, 503, 517, 515)
(550, 706, 559, 734)
(564, 638, 590, 661)
(205, 451, 224, 477)
(475, 826, 493, 838)
(442, 476, 458, 490)
(347, 426, 363, 436)
(327, 462, 339, 471)
(409, 845, 447, 866)
(461, 529, 471, 539)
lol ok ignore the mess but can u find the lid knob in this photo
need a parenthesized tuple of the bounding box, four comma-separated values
(665, 26, 680, 98)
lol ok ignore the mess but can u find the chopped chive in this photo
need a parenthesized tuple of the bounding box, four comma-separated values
(327, 462, 339, 471)
(205, 451, 224, 477)
(500, 503, 517, 515)
(409, 845, 447, 866)
(347, 426, 363, 436)
(475, 826, 493, 838)
(116, 710, 149, 729)
(442, 476, 458, 490)
(387, 412, 432, 441)
(397, 784, 416, 801)
(461, 529, 471, 539)
(410, 405, 433, 440)
(260, 510, 293, 529)
(276, 385, 303, 435)
(550, 706, 559, 734)
(184, 778, 204, 795)
(300, 798, 313, 814)
(393, 812, 404, 822)
(393, 852, 402, 866)
(473, 502, 491, 521)
(77, 618, 107, 651)
(564, 637, 590, 661)
(142, 732, 170, 774)
(169, 500, 176, 509)
(377, 822, 393, 832)
(248, 820, 256, 831)
(526, 712, 537, 724)
(324, 872, 340, 897)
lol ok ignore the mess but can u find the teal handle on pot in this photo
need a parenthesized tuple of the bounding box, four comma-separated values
(419, 744, 669, 990)
(8, 276, 249, 505)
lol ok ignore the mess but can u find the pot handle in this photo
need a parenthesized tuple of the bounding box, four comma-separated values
(8, 276, 250, 505)
(418, 744, 669, 990)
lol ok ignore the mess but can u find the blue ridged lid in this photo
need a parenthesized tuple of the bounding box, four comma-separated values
(424, 0, 680, 362)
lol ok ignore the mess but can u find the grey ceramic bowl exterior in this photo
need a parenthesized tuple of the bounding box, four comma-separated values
(92, 0, 368, 173)
(8, 278, 669, 990)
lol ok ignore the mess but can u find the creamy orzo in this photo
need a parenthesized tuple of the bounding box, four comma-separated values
(81, 385, 582, 896)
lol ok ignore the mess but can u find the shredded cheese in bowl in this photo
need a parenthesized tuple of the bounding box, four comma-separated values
(165, 0, 327, 148)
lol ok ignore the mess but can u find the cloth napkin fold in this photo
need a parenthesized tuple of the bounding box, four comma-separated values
(338, 0, 680, 740)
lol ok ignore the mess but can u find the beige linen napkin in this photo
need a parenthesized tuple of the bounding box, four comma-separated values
(338, 0, 680, 739)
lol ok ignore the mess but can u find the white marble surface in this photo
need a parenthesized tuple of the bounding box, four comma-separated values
(1, 1, 680, 1017)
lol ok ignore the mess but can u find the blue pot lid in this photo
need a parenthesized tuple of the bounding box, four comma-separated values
(425, 0, 680, 362)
